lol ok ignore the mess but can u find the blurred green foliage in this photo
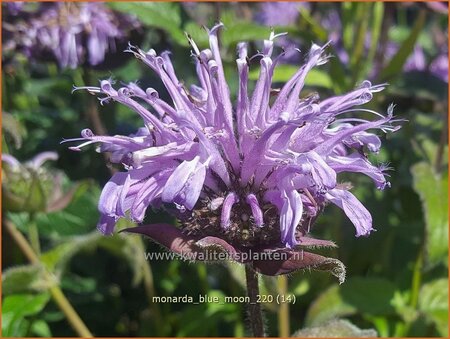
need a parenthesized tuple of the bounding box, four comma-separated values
(2, 2, 448, 337)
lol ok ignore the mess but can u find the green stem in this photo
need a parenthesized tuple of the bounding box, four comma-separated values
(140, 246, 164, 335)
(277, 275, 290, 337)
(410, 249, 423, 310)
(5, 220, 93, 338)
(244, 264, 265, 337)
(28, 213, 41, 256)
(401, 249, 423, 336)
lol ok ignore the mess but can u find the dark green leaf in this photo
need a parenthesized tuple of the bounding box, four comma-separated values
(391, 71, 448, 102)
(40, 232, 101, 273)
(305, 277, 396, 326)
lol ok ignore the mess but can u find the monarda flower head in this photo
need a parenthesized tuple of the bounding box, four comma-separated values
(3, 2, 139, 68)
(66, 24, 400, 282)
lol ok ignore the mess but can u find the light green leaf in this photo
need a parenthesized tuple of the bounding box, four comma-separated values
(411, 162, 448, 267)
(108, 2, 186, 46)
(418, 279, 448, 337)
(249, 65, 332, 88)
(220, 12, 270, 48)
(291, 279, 310, 296)
(292, 319, 377, 337)
(31, 319, 52, 337)
(305, 284, 357, 327)
(2, 265, 56, 295)
(2, 293, 50, 337)
(184, 22, 209, 49)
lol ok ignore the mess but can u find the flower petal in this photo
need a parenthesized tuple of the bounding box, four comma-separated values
(325, 188, 374, 237)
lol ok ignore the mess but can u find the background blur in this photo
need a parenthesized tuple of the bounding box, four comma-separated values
(2, 2, 448, 337)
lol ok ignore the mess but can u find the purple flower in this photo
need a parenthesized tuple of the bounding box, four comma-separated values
(430, 53, 449, 83)
(256, 2, 308, 27)
(4, 2, 25, 15)
(66, 25, 399, 279)
(3, 2, 139, 68)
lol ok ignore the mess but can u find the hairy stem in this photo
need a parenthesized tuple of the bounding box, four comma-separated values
(245, 264, 265, 337)
(5, 220, 93, 338)
(28, 213, 40, 256)
(277, 275, 290, 337)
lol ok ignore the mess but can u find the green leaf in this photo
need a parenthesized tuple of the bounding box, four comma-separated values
(40, 232, 101, 273)
(2, 265, 55, 295)
(293, 319, 377, 337)
(108, 2, 186, 46)
(349, 3, 370, 79)
(220, 12, 270, 48)
(2, 293, 50, 337)
(341, 2, 357, 52)
(305, 284, 356, 326)
(249, 65, 332, 89)
(30, 319, 52, 337)
(367, 3, 384, 66)
(291, 279, 310, 297)
(418, 279, 448, 337)
(305, 277, 396, 326)
(328, 55, 349, 93)
(379, 10, 426, 81)
(184, 22, 209, 49)
(98, 233, 146, 286)
(411, 162, 448, 267)
(391, 71, 448, 102)
(298, 7, 327, 41)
